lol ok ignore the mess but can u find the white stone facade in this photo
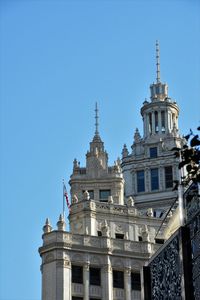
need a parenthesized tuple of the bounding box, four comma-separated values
(39, 45, 184, 300)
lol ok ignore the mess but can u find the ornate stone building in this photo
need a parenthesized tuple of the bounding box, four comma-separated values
(39, 43, 184, 300)
(122, 42, 184, 214)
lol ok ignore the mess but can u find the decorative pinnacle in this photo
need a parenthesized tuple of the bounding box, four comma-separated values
(156, 40, 160, 83)
(95, 102, 99, 136)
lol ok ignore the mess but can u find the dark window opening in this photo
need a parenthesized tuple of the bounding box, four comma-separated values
(72, 298, 83, 300)
(150, 147, 157, 158)
(131, 273, 141, 290)
(149, 113, 152, 134)
(161, 111, 165, 132)
(137, 170, 145, 193)
(155, 111, 159, 132)
(113, 270, 124, 289)
(99, 189, 111, 201)
(115, 233, 124, 239)
(165, 166, 173, 188)
(72, 265, 83, 284)
(138, 236, 143, 241)
(151, 168, 159, 190)
(90, 267, 101, 286)
(155, 238, 165, 244)
(153, 209, 164, 218)
(97, 231, 102, 236)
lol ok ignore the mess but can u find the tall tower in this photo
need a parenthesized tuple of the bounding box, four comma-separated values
(39, 44, 184, 300)
(121, 41, 184, 214)
(39, 103, 165, 300)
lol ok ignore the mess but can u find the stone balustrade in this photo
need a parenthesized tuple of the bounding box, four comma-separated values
(41, 231, 160, 256)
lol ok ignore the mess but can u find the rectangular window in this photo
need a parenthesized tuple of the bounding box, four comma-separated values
(137, 170, 145, 192)
(115, 233, 124, 239)
(150, 147, 157, 158)
(99, 189, 111, 201)
(113, 270, 124, 289)
(155, 238, 165, 244)
(131, 273, 141, 290)
(72, 265, 83, 284)
(90, 267, 101, 286)
(149, 113, 152, 133)
(138, 236, 143, 241)
(165, 166, 173, 188)
(82, 190, 94, 199)
(97, 231, 102, 236)
(151, 168, 159, 190)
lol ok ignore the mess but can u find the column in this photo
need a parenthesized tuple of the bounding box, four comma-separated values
(158, 110, 162, 133)
(83, 262, 90, 300)
(152, 112, 155, 134)
(124, 267, 131, 300)
(63, 260, 71, 300)
(145, 167, 150, 192)
(159, 166, 164, 191)
(102, 264, 113, 300)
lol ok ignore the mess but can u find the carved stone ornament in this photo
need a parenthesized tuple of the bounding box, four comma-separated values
(127, 196, 134, 207)
(72, 194, 78, 204)
(44, 253, 54, 263)
(84, 262, 90, 271)
(108, 195, 114, 203)
(147, 208, 154, 217)
(83, 190, 90, 200)
(125, 267, 131, 275)
(115, 224, 124, 233)
(101, 220, 110, 237)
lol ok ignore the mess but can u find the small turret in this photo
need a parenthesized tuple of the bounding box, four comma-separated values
(57, 214, 66, 231)
(43, 218, 52, 233)
(86, 103, 108, 174)
(122, 144, 129, 158)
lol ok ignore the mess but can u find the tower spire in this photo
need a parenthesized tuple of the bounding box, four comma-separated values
(156, 40, 160, 83)
(95, 102, 99, 136)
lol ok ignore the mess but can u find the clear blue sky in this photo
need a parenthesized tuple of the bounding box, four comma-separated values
(0, 1, 199, 299)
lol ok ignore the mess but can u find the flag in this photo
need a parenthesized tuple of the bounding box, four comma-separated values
(63, 183, 70, 209)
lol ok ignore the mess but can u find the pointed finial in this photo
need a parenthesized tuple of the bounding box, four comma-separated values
(43, 218, 52, 233)
(57, 214, 66, 231)
(95, 102, 99, 136)
(156, 40, 160, 83)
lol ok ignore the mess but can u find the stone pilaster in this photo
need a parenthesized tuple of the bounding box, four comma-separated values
(102, 264, 113, 300)
(83, 262, 90, 300)
(124, 267, 131, 300)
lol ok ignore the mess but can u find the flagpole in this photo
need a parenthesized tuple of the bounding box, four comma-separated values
(62, 179, 65, 219)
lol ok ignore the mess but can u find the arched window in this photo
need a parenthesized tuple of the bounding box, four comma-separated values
(149, 113, 152, 134)
(155, 111, 158, 133)
(161, 111, 165, 132)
